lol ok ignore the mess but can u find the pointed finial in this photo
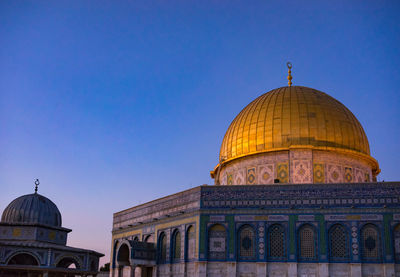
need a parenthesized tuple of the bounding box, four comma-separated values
(287, 62, 293, 87)
(34, 179, 40, 194)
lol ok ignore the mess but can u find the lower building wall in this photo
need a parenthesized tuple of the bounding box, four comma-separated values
(237, 262, 257, 277)
(111, 262, 398, 277)
(328, 263, 350, 277)
(395, 264, 400, 277)
(206, 261, 227, 276)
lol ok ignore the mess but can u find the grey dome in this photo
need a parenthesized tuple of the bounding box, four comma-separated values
(1, 193, 62, 227)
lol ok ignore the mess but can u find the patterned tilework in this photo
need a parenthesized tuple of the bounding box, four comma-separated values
(227, 174, 233, 185)
(313, 163, 325, 183)
(355, 168, 364, 183)
(258, 164, 274, 184)
(234, 169, 245, 185)
(345, 167, 353, 182)
(365, 173, 370, 182)
(220, 173, 227, 185)
(277, 162, 289, 183)
(200, 183, 400, 209)
(351, 225, 359, 258)
(247, 167, 256, 185)
(258, 222, 265, 260)
(12, 228, 21, 237)
(327, 164, 343, 183)
(292, 160, 312, 183)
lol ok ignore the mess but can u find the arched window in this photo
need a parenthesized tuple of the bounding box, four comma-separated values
(158, 232, 167, 263)
(394, 224, 400, 262)
(172, 230, 181, 261)
(268, 224, 286, 260)
(328, 224, 349, 261)
(7, 253, 39, 266)
(208, 224, 227, 260)
(298, 224, 317, 261)
(57, 257, 80, 269)
(361, 224, 381, 261)
(187, 225, 196, 260)
(145, 234, 154, 243)
(117, 244, 130, 267)
(238, 225, 256, 260)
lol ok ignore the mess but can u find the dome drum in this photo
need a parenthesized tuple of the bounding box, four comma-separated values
(214, 148, 376, 186)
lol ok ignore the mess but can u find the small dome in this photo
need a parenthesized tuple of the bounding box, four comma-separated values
(1, 193, 62, 227)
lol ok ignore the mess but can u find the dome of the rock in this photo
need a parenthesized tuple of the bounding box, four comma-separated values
(211, 86, 379, 185)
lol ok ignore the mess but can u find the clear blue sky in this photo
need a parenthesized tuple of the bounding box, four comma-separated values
(1, 0, 399, 266)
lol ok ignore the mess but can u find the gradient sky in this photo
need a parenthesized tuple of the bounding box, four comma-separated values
(1, 0, 399, 266)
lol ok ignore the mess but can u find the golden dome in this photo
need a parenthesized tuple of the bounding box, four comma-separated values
(214, 86, 379, 175)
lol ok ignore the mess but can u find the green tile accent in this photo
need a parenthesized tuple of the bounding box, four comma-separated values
(384, 214, 393, 255)
(199, 215, 209, 254)
(316, 214, 326, 255)
(289, 215, 297, 254)
(226, 215, 235, 254)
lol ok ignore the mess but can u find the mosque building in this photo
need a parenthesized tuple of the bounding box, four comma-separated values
(110, 64, 400, 277)
(0, 180, 104, 277)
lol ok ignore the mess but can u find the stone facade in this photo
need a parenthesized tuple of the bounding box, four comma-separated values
(217, 149, 374, 186)
(111, 182, 400, 277)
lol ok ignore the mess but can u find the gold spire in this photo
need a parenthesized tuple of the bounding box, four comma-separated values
(287, 62, 292, 87)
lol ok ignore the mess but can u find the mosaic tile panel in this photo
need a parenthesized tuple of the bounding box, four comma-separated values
(227, 174, 233, 185)
(234, 169, 245, 185)
(258, 164, 274, 184)
(200, 182, 400, 209)
(247, 167, 256, 185)
(365, 173, 370, 182)
(277, 162, 289, 183)
(292, 160, 312, 183)
(327, 164, 343, 183)
(355, 168, 364, 183)
(313, 163, 325, 183)
(345, 167, 353, 183)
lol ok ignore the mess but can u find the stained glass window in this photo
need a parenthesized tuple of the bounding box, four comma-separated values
(159, 232, 167, 262)
(329, 224, 349, 261)
(208, 224, 227, 260)
(187, 226, 196, 260)
(268, 224, 286, 260)
(299, 224, 317, 261)
(361, 224, 380, 261)
(172, 230, 181, 261)
(238, 225, 255, 260)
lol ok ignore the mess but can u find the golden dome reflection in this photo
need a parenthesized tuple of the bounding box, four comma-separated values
(212, 86, 379, 178)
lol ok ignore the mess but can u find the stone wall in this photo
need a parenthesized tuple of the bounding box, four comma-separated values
(112, 187, 201, 231)
(129, 261, 396, 277)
